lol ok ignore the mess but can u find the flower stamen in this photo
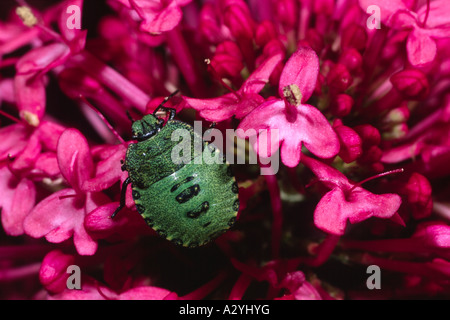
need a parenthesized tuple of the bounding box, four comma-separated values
(349, 168, 405, 192)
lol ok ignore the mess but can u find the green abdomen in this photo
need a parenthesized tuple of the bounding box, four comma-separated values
(132, 153, 239, 247)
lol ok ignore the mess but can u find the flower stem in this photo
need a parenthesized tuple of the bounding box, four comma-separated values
(262, 164, 283, 259)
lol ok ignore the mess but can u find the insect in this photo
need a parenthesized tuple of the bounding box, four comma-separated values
(111, 92, 239, 247)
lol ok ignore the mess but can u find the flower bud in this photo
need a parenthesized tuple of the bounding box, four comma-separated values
(339, 48, 362, 72)
(223, 1, 255, 40)
(39, 250, 75, 294)
(275, 0, 298, 30)
(255, 20, 277, 47)
(326, 63, 353, 92)
(330, 93, 354, 117)
(211, 41, 245, 79)
(353, 124, 381, 147)
(333, 119, 362, 163)
(391, 68, 430, 100)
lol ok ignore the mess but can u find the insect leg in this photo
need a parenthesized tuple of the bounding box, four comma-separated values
(111, 177, 131, 219)
(153, 90, 179, 120)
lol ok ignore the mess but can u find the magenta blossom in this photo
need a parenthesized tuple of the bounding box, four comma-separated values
(184, 52, 283, 122)
(301, 154, 402, 235)
(360, 0, 450, 66)
(115, 0, 192, 34)
(238, 46, 339, 167)
(23, 129, 115, 255)
(2, 0, 450, 301)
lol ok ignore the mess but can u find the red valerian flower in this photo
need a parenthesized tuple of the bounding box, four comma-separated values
(301, 154, 402, 235)
(184, 52, 283, 122)
(238, 46, 339, 167)
(23, 129, 112, 255)
(115, 0, 193, 34)
(359, 0, 450, 66)
(2, 0, 450, 301)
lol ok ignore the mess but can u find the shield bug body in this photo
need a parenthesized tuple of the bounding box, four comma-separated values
(112, 93, 239, 247)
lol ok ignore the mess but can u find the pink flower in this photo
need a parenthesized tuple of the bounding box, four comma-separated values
(360, 0, 450, 66)
(1, 0, 450, 300)
(301, 154, 402, 235)
(23, 129, 112, 255)
(237, 46, 339, 167)
(116, 0, 192, 34)
(0, 166, 35, 236)
(184, 52, 283, 122)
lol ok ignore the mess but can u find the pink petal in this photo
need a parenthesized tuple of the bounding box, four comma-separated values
(417, 0, 450, 29)
(118, 286, 172, 300)
(131, 0, 184, 34)
(185, 92, 264, 122)
(23, 188, 80, 241)
(58, 0, 85, 43)
(5, 178, 36, 236)
(293, 281, 323, 300)
(301, 154, 349, 189)
(33, 152, 60, 177)
(242, 53, 284, 94)
(314, 187, 402, 235)
(0, 78, 15, 104)
(358, 0, 409, 24)
(238, 100, 339, 167)
(333, 121, 362, 163)
(278, 46, 319, 102)
(57, 128, 94, 191)
(280, 135, 303, 168)
(314, 188, 349, 234)
(407, 28, 437, 66)
(9, 133, 41, 173)
(14, 74, 46, 126)
(0, 167, 36, 236)
(16, 43, 70, 75)
(85, 202, 151, 240)
(23, 189, 98, 255)
(85, 202, 121, 234)
(297, 104, 340, 160)
(35, 121, 66, 152)
(82, 144, 127, 192)
(0, 167, 17, 231)
(0, 124, 29, 161)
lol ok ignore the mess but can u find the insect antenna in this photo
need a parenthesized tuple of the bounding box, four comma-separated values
(126, 109, 135, 123)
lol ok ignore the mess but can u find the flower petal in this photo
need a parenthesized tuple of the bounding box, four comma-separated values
(279, 46, 319, 102)
(5, 178, 36, 236)
(407, 28, 437, 66)
(118, 286, 172, 300)
(82, 144, 127, 192)
(130, 0, 185, 34)
(314, 187, 402, 235)
(23, 188, 98, 255)
(23, 188, 80, 241)
(297, 104, 340, 160)
(57, 128, 94, 191)
(0, 124, 29, 161)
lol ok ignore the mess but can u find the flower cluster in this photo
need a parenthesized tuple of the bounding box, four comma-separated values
(1, 0, 449, 300)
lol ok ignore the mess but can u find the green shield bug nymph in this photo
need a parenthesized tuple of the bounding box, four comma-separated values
(112, 92, 239, 248)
